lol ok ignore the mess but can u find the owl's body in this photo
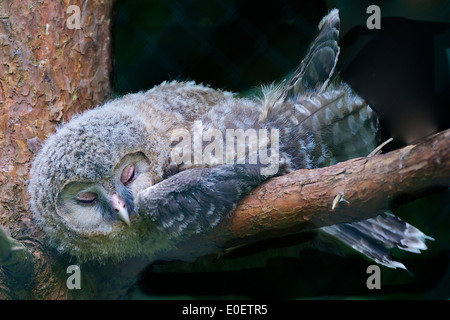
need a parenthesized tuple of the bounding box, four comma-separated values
(29, 10, 431, 268)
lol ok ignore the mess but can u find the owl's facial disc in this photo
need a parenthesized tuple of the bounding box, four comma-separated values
(110, 193, 130, 226)
(55, 152, 154, 234)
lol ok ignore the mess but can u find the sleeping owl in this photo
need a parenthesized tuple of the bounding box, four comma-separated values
(28, 9, 432, 269)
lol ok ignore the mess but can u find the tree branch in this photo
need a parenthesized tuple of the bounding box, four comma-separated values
(213, 128, 450, 248)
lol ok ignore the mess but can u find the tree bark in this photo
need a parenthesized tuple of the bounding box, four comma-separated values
(0, 0, 114, 299)
(0, 0, 449, 300)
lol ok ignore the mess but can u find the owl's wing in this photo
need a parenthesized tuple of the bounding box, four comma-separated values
(136, 164, 267, 238)
(291, 85, 380, 168)
(283, 8, 340, 99)
(321, 212, 434, 269)
(263, 9, 378, 169)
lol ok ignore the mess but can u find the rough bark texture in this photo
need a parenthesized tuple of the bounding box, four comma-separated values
(0, 0, 114, 299)
(0, 0, 449, 300)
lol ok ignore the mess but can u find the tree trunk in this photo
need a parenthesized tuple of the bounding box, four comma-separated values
(0, 0, 114, 299)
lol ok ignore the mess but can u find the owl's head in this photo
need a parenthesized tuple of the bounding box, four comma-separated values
(29, 97, 174, 263)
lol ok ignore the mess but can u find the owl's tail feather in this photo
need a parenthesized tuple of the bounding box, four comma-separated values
(321, 212, 434, 269)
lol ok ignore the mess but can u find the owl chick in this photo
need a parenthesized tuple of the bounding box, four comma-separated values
(29, 9, 431, 268)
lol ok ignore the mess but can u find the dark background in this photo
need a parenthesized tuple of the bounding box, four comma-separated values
(112, 0, 450, 299)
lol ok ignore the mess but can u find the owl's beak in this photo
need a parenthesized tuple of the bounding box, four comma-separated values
(111, 193, 131, 226)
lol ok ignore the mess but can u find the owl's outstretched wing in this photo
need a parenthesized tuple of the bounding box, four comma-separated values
(261, 9, 340, 117)
(263, 9, 379, 169)
(322, 212, 434, 269)
(284, 8, 340, 98)
(136, 164, 267, 238)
